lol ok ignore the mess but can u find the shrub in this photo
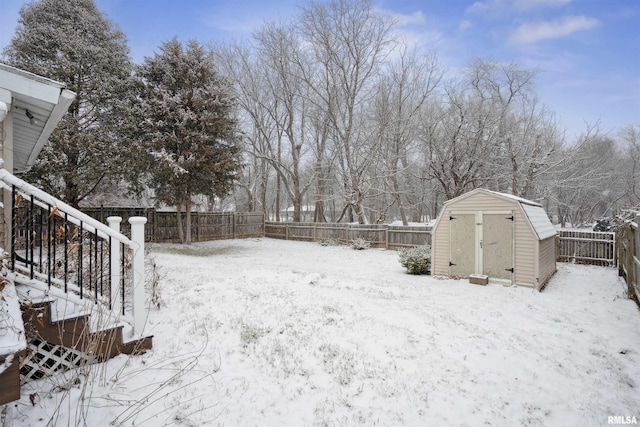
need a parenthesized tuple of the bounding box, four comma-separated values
(398, 245, 431, 275)
(351, 238, 370, 250)
(320, 237, 341, 246)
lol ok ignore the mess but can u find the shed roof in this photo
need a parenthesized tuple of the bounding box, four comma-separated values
(521, 204, 557, 240)
(443, 188, 556, 240)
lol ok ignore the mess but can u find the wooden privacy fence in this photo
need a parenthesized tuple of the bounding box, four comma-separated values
(264, 222, 432, 249)
(81, 208, 264, 243)
(556, 230, 616, 266)
(618, 217, 640, 305)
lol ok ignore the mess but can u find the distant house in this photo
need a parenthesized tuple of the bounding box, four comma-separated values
(280, 204, 316, 222)
(431, 188, 557, 289)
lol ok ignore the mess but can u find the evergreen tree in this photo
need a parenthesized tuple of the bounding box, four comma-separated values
(136, 38, 242, 243)
(2, 0, 136, 208)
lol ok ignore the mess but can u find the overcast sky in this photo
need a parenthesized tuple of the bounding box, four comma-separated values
(1, 0, 638, 141)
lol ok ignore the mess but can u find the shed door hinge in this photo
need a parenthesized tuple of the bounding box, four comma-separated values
(450, 215, 456, 220)
(505, 267, 514, 273)
(449, 261, 456, 266)
(506, 216, 514, 221)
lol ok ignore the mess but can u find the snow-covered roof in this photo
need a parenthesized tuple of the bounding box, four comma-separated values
(442, 188, 556, 240)
(521, 204, 557, 240)
(478, 189, 542, 207)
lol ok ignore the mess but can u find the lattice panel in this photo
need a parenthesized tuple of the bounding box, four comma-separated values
(20, 339, 96, 383)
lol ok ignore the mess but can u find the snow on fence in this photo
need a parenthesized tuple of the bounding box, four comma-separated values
(264, 222, 432, 249)
(556, 230, 616, 266)
(81, 208, 264, 243)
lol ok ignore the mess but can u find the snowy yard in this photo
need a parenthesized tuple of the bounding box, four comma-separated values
(7, 238, 640, 426)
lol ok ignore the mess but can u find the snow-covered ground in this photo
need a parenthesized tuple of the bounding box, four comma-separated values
(5, 238, 640, 426)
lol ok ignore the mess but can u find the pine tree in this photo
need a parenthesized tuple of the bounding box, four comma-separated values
(2, 0, 136, 208)
(136, 38, 242, 243)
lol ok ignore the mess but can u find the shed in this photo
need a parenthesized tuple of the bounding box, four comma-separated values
(431, 188, 557, 290)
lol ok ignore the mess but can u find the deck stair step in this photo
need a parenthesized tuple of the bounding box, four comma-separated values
(13, 276, 152, 384)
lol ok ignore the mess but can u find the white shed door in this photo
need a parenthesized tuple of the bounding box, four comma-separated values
(449, 211, 514, 283)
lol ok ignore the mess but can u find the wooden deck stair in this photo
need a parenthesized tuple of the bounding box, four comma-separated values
(17, 280, 153, 377)
(0, 169, 152, 406)
(0, 275, 152, 405)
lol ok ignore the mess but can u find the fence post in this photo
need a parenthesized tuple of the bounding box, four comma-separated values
(107, 216, 122, 317)
(233, 212, 237, 239)
(385, 228, 389, 250)
(631, 216, 639, 300)
(129, 216, 147, 337)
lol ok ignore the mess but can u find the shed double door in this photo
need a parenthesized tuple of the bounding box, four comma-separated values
(449, 211, 514, 283)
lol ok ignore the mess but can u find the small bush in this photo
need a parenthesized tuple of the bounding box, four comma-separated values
(398, 245, 431, 275)
(320, 237, 341, 246)
(351, 238, 370, 250)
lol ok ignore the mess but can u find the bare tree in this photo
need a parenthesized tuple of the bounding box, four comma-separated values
(297, 0, 395, 223)
(373, 47, 442, 224)
(215, 42, 279, 219)
(252, 23, 317, 222)
(619, 124, 640, 207)
(551, 124, 624, 226)
(465, 58, 562, 199)
(420, 80, 499, 199)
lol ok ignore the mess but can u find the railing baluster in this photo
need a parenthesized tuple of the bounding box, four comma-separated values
(38, 207, 43, 272)
(47, 204, 52, 288)
(64, 213, 69, 294)
(94, 231, 98, 301)
(121, 242, 126, 315)
(100, 237, 104, 298)
(11, 185, 16, 271)
(78, 222, 83, 299)
(108, 236, 112, 310)
(89, 224, 93, 299)
(28, 195, 34, 279)
(52, 213, 56, 280)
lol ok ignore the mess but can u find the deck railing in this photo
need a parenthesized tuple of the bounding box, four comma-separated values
(0, 169, 147, 337)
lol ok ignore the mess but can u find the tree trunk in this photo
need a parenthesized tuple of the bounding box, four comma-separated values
(176, 202, 185, 244)
(185, 191, 192, 244)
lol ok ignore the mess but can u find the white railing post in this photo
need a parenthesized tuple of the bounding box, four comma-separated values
(129, 216, 147, 337)
(107, 216, 123, 317)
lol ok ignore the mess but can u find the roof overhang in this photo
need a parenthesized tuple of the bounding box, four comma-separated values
(0, 63, 76, 172)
